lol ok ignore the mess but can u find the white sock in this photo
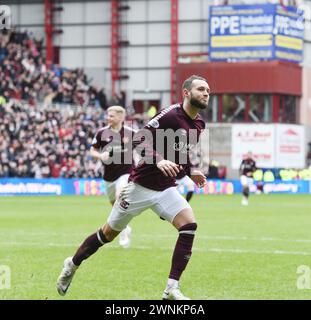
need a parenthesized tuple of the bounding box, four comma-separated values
(70, 259, 79, 269)
(167, 278, 179, 289)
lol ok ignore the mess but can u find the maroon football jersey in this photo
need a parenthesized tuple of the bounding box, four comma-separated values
(129, 104, 205, 191)
(240, 158, 257, 177)
(92, 125, 136, 182)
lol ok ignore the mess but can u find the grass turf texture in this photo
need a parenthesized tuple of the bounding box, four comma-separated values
(0, 194, 311, 300)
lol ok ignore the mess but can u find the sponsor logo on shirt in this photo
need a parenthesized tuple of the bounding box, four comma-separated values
(148, 119, 159, 128)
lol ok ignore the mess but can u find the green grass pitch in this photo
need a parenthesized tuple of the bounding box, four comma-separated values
(1, 194, 311, 300)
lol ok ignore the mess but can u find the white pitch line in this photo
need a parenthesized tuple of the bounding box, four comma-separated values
(3, 232, 311, 244)
(204, 235, 311, 243)
(129, 234, 311, 244)
(1, 241, 310, 256)
(205, 248, 311, 256)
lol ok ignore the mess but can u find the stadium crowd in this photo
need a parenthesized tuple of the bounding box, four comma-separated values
(0, 30, 116, 179)
(0, 30, 108, 109)
(0, 100, 107, 178)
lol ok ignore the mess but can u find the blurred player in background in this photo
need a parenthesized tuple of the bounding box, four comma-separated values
(239, 151, 257, 206)
(90, 105, 136, 248)
(57, 75, 209, 300)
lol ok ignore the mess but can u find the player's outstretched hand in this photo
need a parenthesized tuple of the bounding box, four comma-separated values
(157, 159, 180, 177)
(191, 170, 207, 188)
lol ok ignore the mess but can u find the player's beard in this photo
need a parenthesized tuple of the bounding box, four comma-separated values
(190, 94, 209, 110)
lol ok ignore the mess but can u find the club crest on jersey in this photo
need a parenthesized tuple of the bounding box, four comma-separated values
(119, 200, 129, 210)
(148, 119, 159, 128)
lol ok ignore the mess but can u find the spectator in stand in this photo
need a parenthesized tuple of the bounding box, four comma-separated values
(207, 160, 219, 179)
(108, 93, 123, 107)
(307, 141, 311, 167)
(96, 87, 108, 110)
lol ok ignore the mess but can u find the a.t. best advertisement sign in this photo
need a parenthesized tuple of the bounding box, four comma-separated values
(232, 124, 305, 169)
(231, 124, 275, 169)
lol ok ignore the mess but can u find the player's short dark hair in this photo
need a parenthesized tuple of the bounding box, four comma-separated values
(182, 75, 208, 91)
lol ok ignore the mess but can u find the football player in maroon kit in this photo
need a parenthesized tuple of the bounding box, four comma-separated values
(239, 151, 257, 206)
(90, 105, 136, 248)
(57, 75, 209, 300)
